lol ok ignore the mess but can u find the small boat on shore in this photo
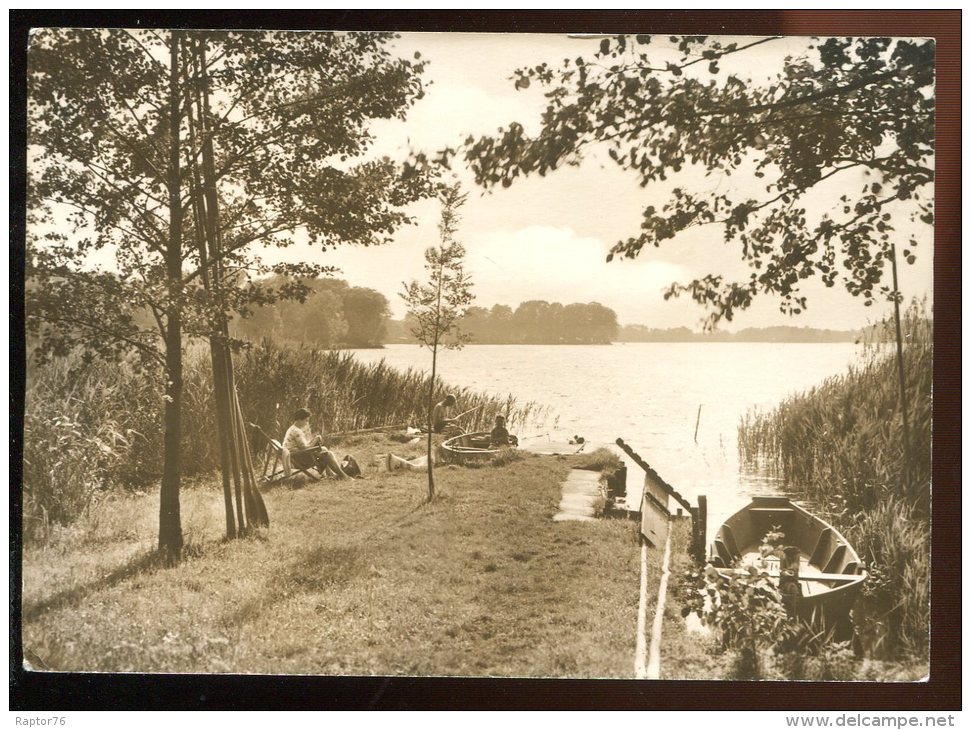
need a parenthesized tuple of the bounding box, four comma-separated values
(440, 431, 516, 463)
(709, 496, 867, 631)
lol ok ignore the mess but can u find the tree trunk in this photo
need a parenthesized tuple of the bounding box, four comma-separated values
(426, 346, 437, 502)
(184, 55, 236, 539)
(158, 30, 184, 562)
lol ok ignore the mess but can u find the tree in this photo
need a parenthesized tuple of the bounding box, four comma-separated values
(341, 287, 391, 348)
(27, 29, 432, 559)
(400, 185, 474, 502)
(461, 33, 932, 486)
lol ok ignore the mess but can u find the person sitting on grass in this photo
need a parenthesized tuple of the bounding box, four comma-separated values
(489, 414, 511, 447)
(283, 408, 350, 479)
(431, 394, 460, 435)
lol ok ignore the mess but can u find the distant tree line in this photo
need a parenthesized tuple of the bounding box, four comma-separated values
(389, 300, 619, 345)
(617, 325, 862, 343)
(233, 277, 391, 349)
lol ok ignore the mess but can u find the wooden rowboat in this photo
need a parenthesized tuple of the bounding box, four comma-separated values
(709, 496, 867, 631)
(440, 431, 516, 464)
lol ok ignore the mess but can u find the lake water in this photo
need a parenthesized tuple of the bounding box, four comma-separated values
(347, 342, 860, 535)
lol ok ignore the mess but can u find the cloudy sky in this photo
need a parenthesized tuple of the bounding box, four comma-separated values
(269, 32, 930, 331)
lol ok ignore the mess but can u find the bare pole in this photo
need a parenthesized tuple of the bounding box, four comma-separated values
(889, 242, 913, 491)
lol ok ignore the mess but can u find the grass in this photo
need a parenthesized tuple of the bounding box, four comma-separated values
(22, 435, 644, 676)
(23, 340, 547, 542)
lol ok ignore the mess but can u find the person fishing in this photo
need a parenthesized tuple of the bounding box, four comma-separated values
(431, 394, 460, 435)
(283, 408, 351, 479)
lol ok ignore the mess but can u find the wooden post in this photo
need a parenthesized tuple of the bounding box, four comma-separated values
(697, 495, 708, 564)
(690, 506, 700, 562)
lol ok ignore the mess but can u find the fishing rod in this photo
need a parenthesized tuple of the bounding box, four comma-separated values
(325, 423, 410, 438)
(451, 404, 483, 422)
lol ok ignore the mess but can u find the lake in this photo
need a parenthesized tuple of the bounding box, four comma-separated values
(347, 342, 860, 534)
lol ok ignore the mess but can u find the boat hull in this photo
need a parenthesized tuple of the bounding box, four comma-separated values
(709, 496, 867, 632)
(440, 431, 515, 463)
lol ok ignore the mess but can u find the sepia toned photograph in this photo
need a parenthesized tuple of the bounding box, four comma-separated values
(20, 22, 937, 690)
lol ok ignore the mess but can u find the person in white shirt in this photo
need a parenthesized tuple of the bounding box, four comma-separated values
(283, 408, 349, 479)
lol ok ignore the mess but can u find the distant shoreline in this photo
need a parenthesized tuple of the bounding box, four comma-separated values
(381, 338, 861, 346)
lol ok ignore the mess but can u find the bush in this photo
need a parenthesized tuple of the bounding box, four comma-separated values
(23, 358, 147, 540)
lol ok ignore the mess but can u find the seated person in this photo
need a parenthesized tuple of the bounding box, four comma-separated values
(490, 414, 511, 447)
(431, 394, 460, 435)
(283, 408, 349, 479)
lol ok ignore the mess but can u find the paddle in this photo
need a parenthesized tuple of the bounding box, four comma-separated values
(720, 568, 863, 584)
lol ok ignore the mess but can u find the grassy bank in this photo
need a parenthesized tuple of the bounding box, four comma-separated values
(23, 340, 545, 542)
(23, 437, 643, 676)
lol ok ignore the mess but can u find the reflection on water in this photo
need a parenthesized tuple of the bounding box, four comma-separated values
(347, 342, 859, 539)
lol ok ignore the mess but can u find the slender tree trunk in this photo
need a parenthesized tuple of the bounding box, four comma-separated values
(158, 30, 184, 562)
(889, 242, 913, 491)
(185, 61, 236, 539)
(426, 345, 437, 501)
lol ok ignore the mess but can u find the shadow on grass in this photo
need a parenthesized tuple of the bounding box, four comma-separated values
(225, 543, 365, 627)
(23, 549, 164, 622)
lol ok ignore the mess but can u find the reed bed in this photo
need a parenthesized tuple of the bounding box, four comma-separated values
(737, 305, 931, 656)
(23, 339, 545, 542)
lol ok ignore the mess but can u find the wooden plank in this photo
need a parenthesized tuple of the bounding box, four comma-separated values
(643, 470, 670, 513)
(640, 495, 670, 548)
(616, 438, 693, 512)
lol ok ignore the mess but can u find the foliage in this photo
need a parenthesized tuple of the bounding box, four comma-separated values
(680, 565, 796, 679)
(27, 29, 435, 553)
(572, 447, 623, 473)
(23, 376, 138, 542)
(401, 185, 475, 354)
(233, 277, 391, 348)
(461, 301, 618, 345)
(461, 34, 934, 328)
(28, 28, 431, 363)
(738, 303, 931, 517)
(737, 304, 931, 656)
(400, 184, 475, 501)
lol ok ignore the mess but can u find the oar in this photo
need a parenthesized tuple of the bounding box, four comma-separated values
(720, 568, 863, 584)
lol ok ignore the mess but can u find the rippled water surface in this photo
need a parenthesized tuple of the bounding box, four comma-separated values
(348, 342, 860, 533)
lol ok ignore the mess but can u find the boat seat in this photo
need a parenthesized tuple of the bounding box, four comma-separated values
(842, 561, 860, 575)
(823, 545, 848, 574)
(720, 525, 741, 562)
(748, 507, 794, 513)
(809, 528, 835, 567)
(713, 539, 734, 566)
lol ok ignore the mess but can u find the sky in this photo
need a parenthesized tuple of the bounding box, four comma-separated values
(263, 32, 932, 330)
(53, 31, 934, 332)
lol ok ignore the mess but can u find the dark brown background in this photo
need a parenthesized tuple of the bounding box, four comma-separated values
(9, 9, 960, 711)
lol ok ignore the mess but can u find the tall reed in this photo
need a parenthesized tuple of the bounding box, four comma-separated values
(23, 339, 545, 541)
(737, 303, 931, 655)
